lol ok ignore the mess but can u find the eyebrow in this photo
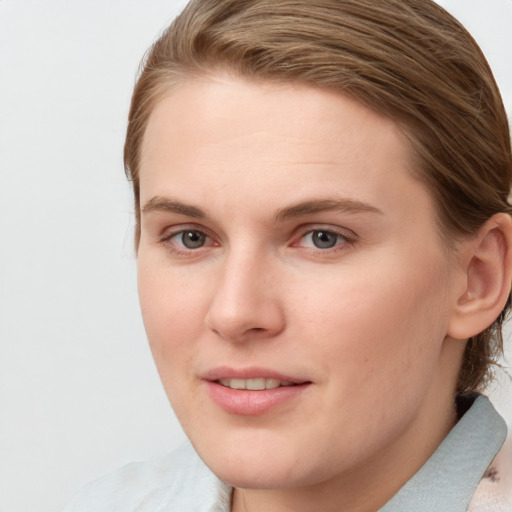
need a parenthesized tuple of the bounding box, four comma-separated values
(273, 198, 383, 223)
(141, 196, 206, 218)
(141, 196, 382, 223)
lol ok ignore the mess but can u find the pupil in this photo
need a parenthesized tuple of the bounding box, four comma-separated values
(313, 230, 337, 249)
(182, 231, 205, 249)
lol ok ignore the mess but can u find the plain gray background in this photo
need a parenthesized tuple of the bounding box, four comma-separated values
(0, 1, 511, 511)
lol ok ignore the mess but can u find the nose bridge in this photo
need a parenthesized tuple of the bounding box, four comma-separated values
(205, 243, 284, 341)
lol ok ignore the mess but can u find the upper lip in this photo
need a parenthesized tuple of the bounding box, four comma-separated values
(202, 366, 310, 384)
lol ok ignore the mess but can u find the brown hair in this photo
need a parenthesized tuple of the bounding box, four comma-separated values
(124, 0, 512, 392)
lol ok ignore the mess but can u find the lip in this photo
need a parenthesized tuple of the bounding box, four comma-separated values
(202, 366, 312, 416)
(202, 366, 307, 383)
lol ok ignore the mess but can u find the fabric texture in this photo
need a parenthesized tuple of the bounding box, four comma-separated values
(469, 435, 512, 512)
(64, 396, 509, 512)
(64, 443, 231, 512)
(379, 395, 507, 512)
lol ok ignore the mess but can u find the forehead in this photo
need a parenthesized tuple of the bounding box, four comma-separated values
(142, 76, 408, 163)
(139, 76, 432, 224)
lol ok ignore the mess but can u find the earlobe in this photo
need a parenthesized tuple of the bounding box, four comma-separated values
(448, 213, 512, 340)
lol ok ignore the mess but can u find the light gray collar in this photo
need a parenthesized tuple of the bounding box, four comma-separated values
(380, 395, 507, 512)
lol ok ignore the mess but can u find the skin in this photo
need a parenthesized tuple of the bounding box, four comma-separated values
(137, 76, 474, 512)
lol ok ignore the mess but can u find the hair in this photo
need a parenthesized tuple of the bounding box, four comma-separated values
(124, 0, 512, 393)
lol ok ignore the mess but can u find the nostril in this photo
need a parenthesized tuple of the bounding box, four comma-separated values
(205, 295, 285, 341)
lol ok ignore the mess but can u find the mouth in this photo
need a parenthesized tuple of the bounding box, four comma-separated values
(216, 378, 299, 390)
(204, 370, 311, 415)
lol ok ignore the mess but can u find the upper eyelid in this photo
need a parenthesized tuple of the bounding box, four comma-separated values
(159, 224, 212, 240)
(294, 224, 356, 239)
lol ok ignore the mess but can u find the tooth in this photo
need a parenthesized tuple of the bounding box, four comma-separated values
(265, 378, 280, 389)
(246, 378, 266, 390)
(218, 378, 297, 390)
(230, 379, 247, 390)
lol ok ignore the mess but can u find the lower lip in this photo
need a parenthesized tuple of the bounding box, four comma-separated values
(204, 381, 310, 416)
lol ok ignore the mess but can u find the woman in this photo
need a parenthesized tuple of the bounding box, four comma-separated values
(66, 1, 512, 510)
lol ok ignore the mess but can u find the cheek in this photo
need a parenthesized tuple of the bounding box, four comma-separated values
(295, 258, 452, 391)
(137, 261, 207, 370)
(288, 263, 453, 458)
(137, 263, 212, 428)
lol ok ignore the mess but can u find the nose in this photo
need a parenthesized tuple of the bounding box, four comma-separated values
(205, 250, 286, 342)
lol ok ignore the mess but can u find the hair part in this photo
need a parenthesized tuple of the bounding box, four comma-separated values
(124, 0, 512, 392)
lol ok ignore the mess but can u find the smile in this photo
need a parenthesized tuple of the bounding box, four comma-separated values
(205, 370, 311, 415)
(217, 378, 297, 390)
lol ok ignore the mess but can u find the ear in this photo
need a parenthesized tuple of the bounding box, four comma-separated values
(448, 213, 512, 340)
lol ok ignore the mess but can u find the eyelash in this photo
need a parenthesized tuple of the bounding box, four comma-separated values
(159, 226, 216, 256)
(158, 225, 356, 256)
(292, 226, 356, 253)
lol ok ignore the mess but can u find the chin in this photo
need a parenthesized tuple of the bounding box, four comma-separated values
(192, 432, 329, 490)
(209, 458, 307, 490)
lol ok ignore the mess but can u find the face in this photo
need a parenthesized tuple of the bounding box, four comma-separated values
(137, 76, 466, 494)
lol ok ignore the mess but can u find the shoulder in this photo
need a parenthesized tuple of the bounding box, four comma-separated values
(469, 433, 512, 512)
(63, 442, 232, 512)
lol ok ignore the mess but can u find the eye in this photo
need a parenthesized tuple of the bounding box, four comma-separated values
(160, 228, 213, 252)
(296, 228, 354, 250)
(309, 230, 340, 249)
(176, 230, 207, 249)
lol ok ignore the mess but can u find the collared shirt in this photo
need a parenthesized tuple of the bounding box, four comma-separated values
(380, 395, 507, 511)
(64, 395, 507, 512)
